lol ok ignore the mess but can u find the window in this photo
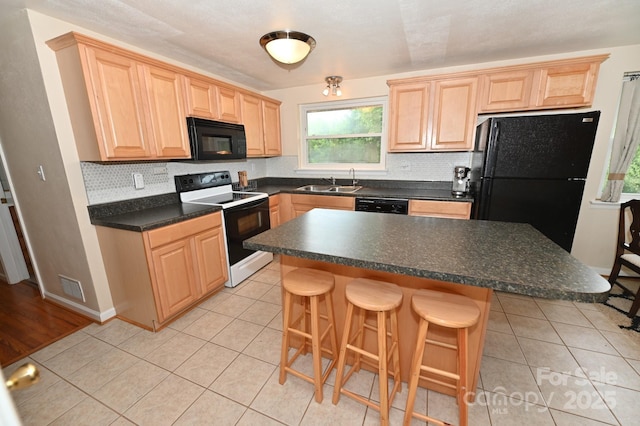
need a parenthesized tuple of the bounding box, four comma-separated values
(299, 97, 387, 171)
(601, 72, 640, 202)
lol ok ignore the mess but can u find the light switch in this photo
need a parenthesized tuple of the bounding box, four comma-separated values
(133, 173, 144, 189)
(37, 165, 46, 181)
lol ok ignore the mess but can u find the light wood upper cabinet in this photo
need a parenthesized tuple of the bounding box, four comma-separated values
(184, 76, 218, 119)
(77, 44, 153, 159)
(478, 55, 607, 113)
(388, 82, 430, 151)
(408, 200, 472, 219)
(240, 93, 282, 157)
(48, 32, 284, 160)
(262, 100, 282, 156)
(388, 77, 477, 152)
(430, 77, 478, 151)
(218, 86, 241, 123)
(390, 55, 608, 152)
(534, 61, 599, 108)
(48, 33, 191, 161)
(140, 65, 191, 158)
(479, 70, 534, 112)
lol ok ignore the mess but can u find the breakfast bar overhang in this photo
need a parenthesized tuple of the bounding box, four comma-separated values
(244, 209, 611, 398)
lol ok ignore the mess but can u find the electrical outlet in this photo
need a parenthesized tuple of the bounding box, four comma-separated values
(400, 162, 411, 171)
(133, 173, 144, 189)
(153, 166, 167, 175)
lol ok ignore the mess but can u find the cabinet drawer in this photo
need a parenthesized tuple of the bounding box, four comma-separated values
(146, 212, 222, 249)
(409, 200, 471, 219)
(290, 194, 355, 210)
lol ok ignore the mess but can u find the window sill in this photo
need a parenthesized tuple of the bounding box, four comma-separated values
(590, 199, 620, 209)
(294, 168, 389, 176)
(590, 194, 640, 209)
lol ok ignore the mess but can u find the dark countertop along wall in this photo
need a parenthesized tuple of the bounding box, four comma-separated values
(87, 178, 473, 231)
(245, 208, 611, 303)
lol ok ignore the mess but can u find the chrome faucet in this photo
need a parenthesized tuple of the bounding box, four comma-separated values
(349, 168, 358, 186)
(322, 176, 336, 185)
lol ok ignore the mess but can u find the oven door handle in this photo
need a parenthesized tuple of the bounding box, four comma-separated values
(227, 197, 268, 211)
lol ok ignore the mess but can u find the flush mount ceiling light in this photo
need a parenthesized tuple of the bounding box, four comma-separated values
(322, 76, 343, 96)
(259, 30, 316, 64)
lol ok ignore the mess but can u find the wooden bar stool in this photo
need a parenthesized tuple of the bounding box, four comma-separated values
(280, 267, 338, 403)
(332, 278, 403, 426)
(404, 289, 480, 426)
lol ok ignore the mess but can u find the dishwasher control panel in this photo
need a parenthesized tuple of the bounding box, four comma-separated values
(355, 197, 409, 214)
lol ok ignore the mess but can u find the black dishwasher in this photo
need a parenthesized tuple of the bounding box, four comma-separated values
(355, 197, 409, 214)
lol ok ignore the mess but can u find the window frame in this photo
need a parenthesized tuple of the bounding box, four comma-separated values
(298, 96, 388, 171)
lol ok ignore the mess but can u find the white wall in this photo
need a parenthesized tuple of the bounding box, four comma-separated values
(0, 9, 112, 320)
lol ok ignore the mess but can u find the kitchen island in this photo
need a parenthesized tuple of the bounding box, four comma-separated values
(244, 209, 610, 398)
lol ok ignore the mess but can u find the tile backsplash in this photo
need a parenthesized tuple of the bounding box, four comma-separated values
(80, 152, 471, 205)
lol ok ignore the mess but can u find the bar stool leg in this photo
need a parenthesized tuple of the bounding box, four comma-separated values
(279, 290, 294, 385)
(324, 292, 339, 377)
(332, 301, 354, 404)
(310, 295, 323, 402)
(377, 310, 390, 426)
(458, 327, 469, 426)
(403, 318, 429, 426)
(389, 309, 402, 395)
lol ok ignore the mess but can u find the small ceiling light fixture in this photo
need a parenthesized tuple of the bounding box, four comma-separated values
(323, 76, 343, 96)
(259, 30, 316, 64)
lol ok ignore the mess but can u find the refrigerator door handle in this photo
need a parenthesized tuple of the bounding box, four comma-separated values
(485, 121, 500, 177)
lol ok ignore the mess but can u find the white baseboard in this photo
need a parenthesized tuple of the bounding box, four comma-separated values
(43, 290, 116, 323)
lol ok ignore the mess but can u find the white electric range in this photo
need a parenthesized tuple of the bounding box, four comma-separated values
(175, 171, 272, 287)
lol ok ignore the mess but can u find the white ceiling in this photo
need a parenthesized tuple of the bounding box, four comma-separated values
(5, 0, 640, 91)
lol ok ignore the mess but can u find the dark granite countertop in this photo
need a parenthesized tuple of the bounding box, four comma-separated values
(244, 208, 611, 302)
(87, 178, 473, 232)
(88, 193, 221, 232)
(253, 177, 474, 202)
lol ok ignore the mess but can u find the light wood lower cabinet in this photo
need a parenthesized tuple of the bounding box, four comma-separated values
(97, 212, 228, 330)
(269, 195, 281, 228)
(277, 193, 354, 223)
(408, 200, 472, 219)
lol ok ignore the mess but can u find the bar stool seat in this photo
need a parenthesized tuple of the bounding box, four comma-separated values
(280, 267, 338, 403)
(332, 278, 403, 426)
(404, 289, 480, 426)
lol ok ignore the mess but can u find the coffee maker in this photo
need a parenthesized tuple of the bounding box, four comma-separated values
(452, 166, 470, 196)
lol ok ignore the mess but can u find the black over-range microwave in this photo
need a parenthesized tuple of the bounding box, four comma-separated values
(186, 117, 247, 161)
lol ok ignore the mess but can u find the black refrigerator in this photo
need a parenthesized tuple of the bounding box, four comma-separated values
(470, 111, 600, 252)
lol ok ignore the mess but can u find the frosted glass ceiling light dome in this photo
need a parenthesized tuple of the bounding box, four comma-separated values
(260, 30, 316, 64)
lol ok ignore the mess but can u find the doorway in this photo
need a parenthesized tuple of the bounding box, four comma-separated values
(0, 149, 32, 285)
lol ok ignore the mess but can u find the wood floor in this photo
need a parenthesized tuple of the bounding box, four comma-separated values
(0, 279, 92, 368)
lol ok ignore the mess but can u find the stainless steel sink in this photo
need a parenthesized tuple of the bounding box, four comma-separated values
(296, 185, 335, 192)
(327, 185, 362, 193)
(296, 184, 362, 193)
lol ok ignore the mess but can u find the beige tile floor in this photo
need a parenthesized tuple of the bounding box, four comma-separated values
(6, 256, 640, 425)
